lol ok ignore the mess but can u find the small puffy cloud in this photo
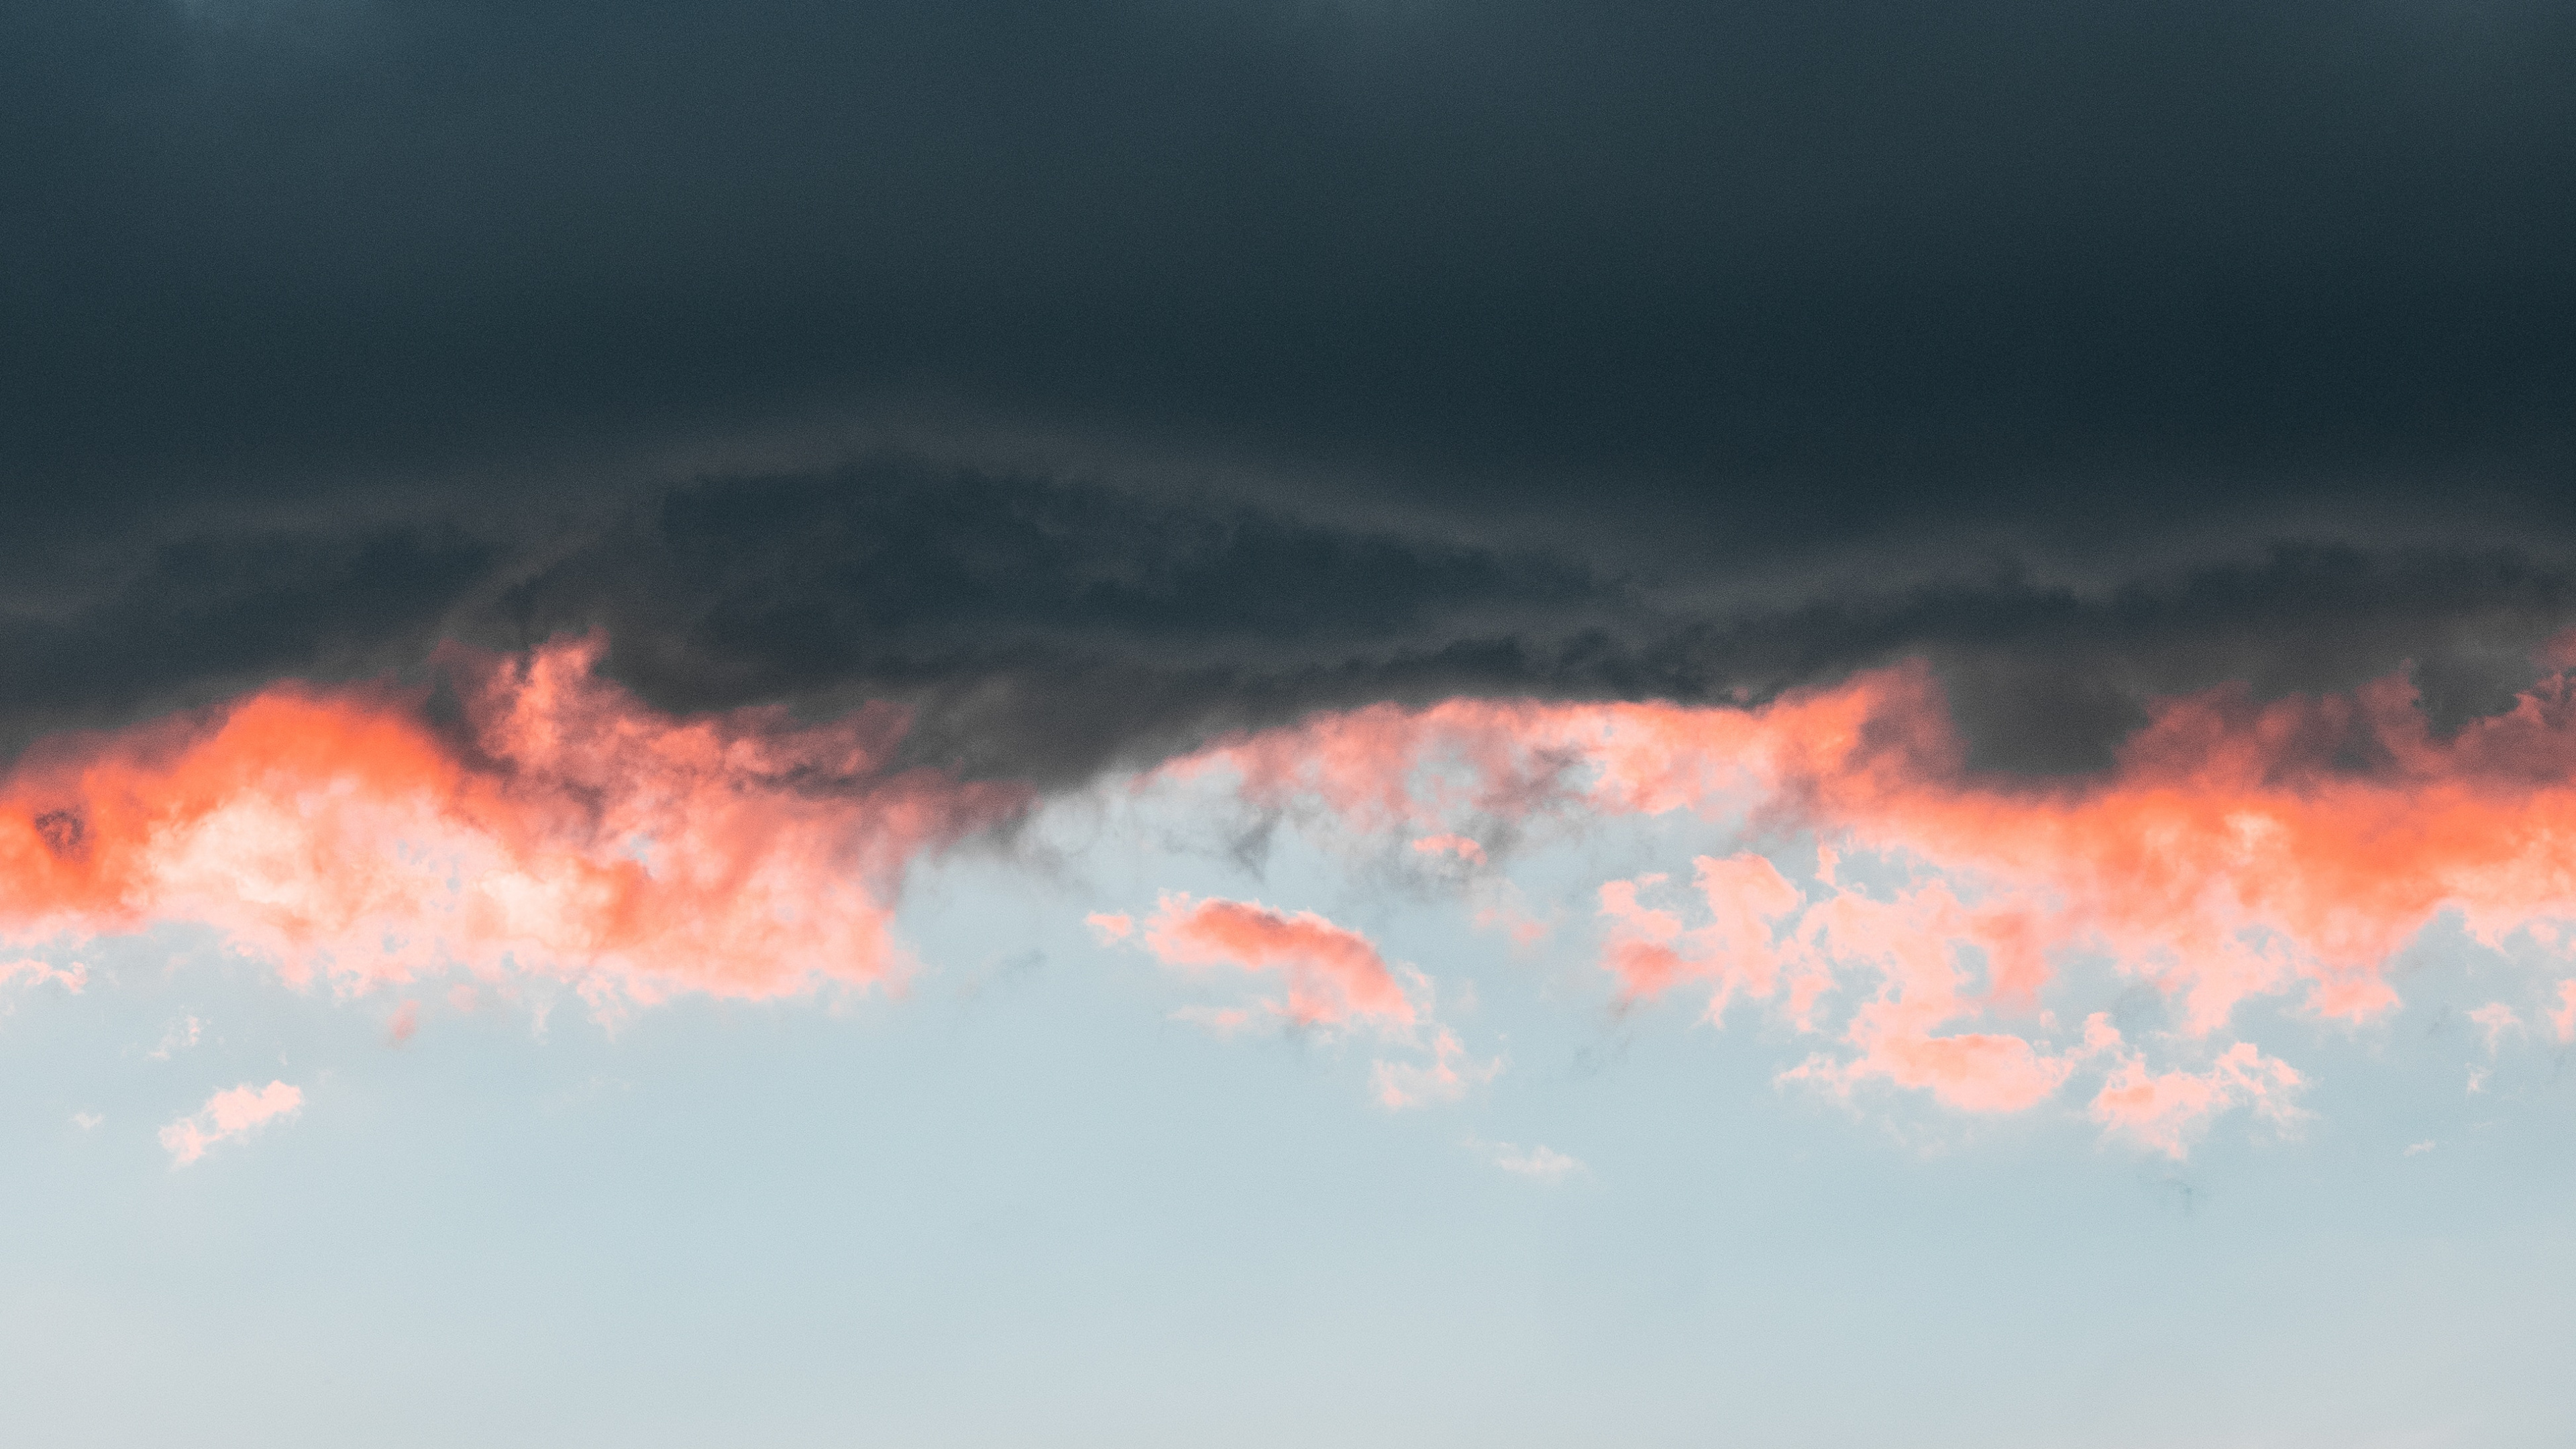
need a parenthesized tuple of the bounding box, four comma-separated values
(1480, 1139, 1585, 1183)
(2405, 1140, 2436, 1156)
(2555, 981, 2576, 1044)
(387, 1000, 419, 1046)
(1138, 893, 1414, 1028)
(71, 1112, 103, 1131)
(1084, 912, 1134, 944)
(159, 1081, 304, 1166)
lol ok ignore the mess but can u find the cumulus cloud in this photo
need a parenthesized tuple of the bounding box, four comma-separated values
(159, 1081, 304, 1166)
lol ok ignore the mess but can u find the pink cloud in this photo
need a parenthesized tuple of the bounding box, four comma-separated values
(1085, 912, 1135, 944)
(387, 1000, 420, 1046)
(1603, 857, 2073, 1114)
(1167, 656, 2576, 1044)
(1149, 648, 2576, 1150)
(2090, 1040, 2304, 1159)
(1140, 894, 1415, 1028)
(1790, 882, 2080, 1112)
(1, 957, 87, 992)
(159, 1080, 305, 1166)
(1598, 853, 1812, 1021)
(1411, 833, 1487, 867)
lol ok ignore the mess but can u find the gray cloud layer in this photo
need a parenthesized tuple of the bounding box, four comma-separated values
(3, 0, 2570, 780)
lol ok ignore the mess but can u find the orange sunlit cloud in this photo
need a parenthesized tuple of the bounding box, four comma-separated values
(0, 636, 1024, 1010)
(1169, 651, 2576, 1137)
(18, 629, 2576, 1157)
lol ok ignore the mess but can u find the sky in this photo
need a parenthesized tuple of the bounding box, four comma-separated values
(3, 1, 2575, 1444)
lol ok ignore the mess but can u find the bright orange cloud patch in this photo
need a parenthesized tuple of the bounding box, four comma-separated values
(0, 637, 1024, 1009)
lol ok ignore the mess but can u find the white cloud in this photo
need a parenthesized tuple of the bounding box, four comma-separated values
(159, 1081, 303, 1166)
(1477, 1138, 1585, 1183)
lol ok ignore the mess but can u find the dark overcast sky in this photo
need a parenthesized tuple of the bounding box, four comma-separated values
(4, 0, 2570, 779)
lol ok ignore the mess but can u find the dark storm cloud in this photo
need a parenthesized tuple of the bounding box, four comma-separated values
(483, 465, 2576, 783)
(0, 525, 491, 756)
(3, 0, 2571, 778)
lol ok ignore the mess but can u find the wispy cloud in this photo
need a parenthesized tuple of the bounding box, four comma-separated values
(2, 957, 87, 992)
(2467, 1003, 2520, 1053)
(1474, 1138, 1585, 1183)
(1373, 1029, 1502, 1110)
